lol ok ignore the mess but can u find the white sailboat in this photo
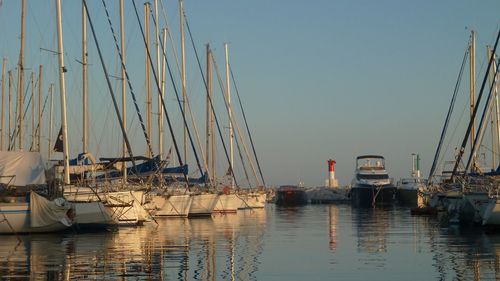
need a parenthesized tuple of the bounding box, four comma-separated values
(0, 151, 73, 234)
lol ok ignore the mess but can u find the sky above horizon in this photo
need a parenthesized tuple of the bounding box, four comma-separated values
(1, 1, 500, 187)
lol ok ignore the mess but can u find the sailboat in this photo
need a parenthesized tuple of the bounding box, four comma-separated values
(0, 151, 73, 234)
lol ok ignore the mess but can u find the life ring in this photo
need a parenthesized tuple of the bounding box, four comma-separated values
(223, 186, 230, 195)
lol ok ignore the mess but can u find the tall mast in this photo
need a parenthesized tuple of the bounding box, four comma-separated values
(120, 0, 127, 181)
(82, 1, 88, 154)
(30, 71, 34, 150)
(469, 30, 477, 170)
(160, 27, 167, 162)
(48, 84, 54, 160)
(18, 0, 26, 150)
(56, 0, 71, 184)
(225, 43, 234, 188)
(1, 58, 6, 150)
(37, 65, 42, 151)
(144, 2, 152, 158)
(180, 0, 187, 163)
(488, 46, 500, 169)
(8, 71, 12, 150)
(155, 0, 163, 160)
(206, 44, 212, 182)
(209, 50, 216, 182)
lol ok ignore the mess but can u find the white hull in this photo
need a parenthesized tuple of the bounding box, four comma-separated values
(214, 194, 244, 213)
(0, 193, 72, 234)
(0, 203, 69, 234)
(189, 194, 218, 217)
(73, 202, 117, 227)
(239, 192, 266, 209)
(105, 191, 151, 225)
(150, 194, 192, 217)
(65, 187, 149, 226)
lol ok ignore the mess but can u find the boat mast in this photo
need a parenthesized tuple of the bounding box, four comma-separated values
(1, 58, 6, 150)
(82, 1, 88, 154)
(493, 52, 500, 169)
(210, 50, 216, 183)
(180, 0, 187, 163)
(37, 65, 42, 151)
(469, 30, 477, 171)
(30, 71, 34, 150)
(160, 27, 167, 162)
(48, 84, 54, 160)
(144, 2, 153, 158)
(55, 0, 71, 184)
(206, 44, 213, 183)
(120, 0, 127, 181)
(155, 0, 163, 160)
(225, 43, 234, 188)
(18, 0, 26, 150)
(8, 71, 12, 150)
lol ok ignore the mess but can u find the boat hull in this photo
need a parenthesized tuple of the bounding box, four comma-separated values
(275, 189, 308, 206)
(350, 185, 396, 207)
(189, 194, 218, 217)
(397, 188, 421, 207)
(151, 194, 192, 217)
(73, 202, 117, 229)
(0, 203, 69, 234)
(214, 194, 243, 213)
(239, 192, 267, 209)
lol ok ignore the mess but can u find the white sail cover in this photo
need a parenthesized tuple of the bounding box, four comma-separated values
(30, 192, 72, 228)
(0, 151, 46, 185)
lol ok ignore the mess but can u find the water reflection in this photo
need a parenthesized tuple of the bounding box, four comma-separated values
(0, 208, 266, 280)
(7, 205, 500, 280)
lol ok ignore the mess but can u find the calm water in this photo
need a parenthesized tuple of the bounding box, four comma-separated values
(1, 204, 500, 280)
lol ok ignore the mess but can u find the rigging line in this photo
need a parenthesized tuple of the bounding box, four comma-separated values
(428, 42, 470, 183)
(144, 3, 204, 180)
(82, 0, 139, 174)
(232, 122, 251, 187)
(29, 94, 48, 151)
(229, 63, 267, 187)
(100, 0, 154, 160)
(465, 57, 500, 172)
(181, 12, 239, 188)
(212, 56, 252, 187)
(131, 0, 190, 184)
(8, 72, 40, 151)
(452, 28, 500, 181)
(158, 0, 182, 78)
(149, 7, 212, 186)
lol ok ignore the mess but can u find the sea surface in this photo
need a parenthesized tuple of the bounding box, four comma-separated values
(1, 204, 499, 280)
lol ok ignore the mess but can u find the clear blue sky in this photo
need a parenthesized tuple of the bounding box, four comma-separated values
(0, 1, 499, 187)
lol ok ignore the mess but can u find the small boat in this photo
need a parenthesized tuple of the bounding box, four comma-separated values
(275, 185, 308, 206)
(397, 154, 428, 207)
(350, 155, 396, 207)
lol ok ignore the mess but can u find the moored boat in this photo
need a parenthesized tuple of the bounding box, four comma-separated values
(350, 155, 396, 207)
(275, 185, 308, 206)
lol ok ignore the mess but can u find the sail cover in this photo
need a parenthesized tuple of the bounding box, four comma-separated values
(0, 151, 46, 186)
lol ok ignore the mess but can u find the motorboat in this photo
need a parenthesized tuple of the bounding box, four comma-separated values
(275, 185, 308, 206)
(350, 155, 396, 207)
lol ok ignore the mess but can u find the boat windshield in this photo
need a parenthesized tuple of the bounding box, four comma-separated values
(357, 174, 389, 180)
